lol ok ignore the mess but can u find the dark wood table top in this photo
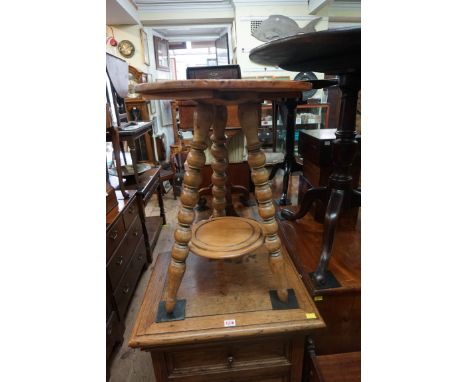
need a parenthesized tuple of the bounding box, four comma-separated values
(135, 79, 313, 104)
(249, 27, 361, 74)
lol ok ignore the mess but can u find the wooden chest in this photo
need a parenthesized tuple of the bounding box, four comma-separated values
(129, 247, 325, 382)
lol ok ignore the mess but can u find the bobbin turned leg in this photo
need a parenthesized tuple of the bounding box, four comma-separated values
(210, 105, 228, 217)
(164, 102, 214, 314)
(238, 102, 288, 303)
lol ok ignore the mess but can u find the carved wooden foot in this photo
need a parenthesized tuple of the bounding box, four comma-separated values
(281, 186, 328, 221)
(165, 102, 213, 314)
(238, 102, 288, 302)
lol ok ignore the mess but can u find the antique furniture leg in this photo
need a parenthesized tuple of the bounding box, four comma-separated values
(127, 137, 140, 186)
(272, 99, 303, 206)
(312, 73, 361, 287)
(238, 102, 288, 302)
(312, 188, 344, 286)
(110, 127, 129, 198)
(157, 182, 167, 226)
(164, 102, 213, 315)
(120, 141, 127, 165)
(281, 186, 328, 221)
(210, 105, 228, 217)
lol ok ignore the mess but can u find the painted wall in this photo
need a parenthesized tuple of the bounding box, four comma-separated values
(106, 25, 148, 73)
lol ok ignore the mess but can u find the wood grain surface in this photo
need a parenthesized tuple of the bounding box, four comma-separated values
(189, 217, 264, 259)
(129, 244, 325, 349)
(135, 79, 311, 103)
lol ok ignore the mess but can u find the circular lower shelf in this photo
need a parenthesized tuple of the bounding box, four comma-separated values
(108, 163, 151, 178)
(189, 217, 265, 260)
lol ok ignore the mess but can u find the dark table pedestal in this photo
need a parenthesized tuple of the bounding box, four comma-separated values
(250, 27, 361, 288)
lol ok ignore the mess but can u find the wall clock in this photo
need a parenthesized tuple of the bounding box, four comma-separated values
(118, 40, 135, 58)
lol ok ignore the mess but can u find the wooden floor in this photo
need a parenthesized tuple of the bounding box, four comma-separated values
(108, 171, 360, 381)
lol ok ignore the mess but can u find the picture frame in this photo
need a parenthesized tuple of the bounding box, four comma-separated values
(141, 29, 150, 66)
(153, 35, 170, 71)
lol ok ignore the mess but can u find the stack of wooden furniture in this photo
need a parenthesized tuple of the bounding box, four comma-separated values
(129, 79, 329, 382)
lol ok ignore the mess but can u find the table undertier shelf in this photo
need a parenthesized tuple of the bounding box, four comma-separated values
(189, 217, 264, 259)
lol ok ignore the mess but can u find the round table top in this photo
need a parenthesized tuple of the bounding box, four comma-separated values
(135, 79, 312, 103)
(189, 216, 265, 259)
(249, 27, 360, 74)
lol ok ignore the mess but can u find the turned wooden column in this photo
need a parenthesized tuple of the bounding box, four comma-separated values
(210, 105, 228, 217)
(238, 102, 288, 302)
(165, 102, 214, 314)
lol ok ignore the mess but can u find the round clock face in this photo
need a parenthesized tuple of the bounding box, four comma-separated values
(118, 40, 135, 58)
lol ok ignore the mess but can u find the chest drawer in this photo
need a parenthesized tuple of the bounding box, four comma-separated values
(106, 311, 124, 360)
(107, 217, 144, 290)
(123, 201, 138, 229)
(106, 215, 125, 262)
(165, 338, 291, 381)
(113, 239, 146, 318)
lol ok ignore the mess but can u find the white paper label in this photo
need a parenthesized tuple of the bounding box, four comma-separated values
(224, 319, 236, 327)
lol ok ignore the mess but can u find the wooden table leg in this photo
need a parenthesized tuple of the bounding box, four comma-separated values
(165, 102, 213, 314)
(128, 137, 140, 186)
(312, 188, 345, 286)
(210, 105, 228, 217)
(157, 182, 167, 226)
(238, 102, 288, 303)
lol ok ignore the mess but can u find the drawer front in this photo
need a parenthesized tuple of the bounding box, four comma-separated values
(107, 217, 143, 290)
(166, 338, 291, 379)
(106, 311, 123, 360)
(123, 200, 138, 230)
(113, 239, 146, 318)
(106, 215, 125, 261)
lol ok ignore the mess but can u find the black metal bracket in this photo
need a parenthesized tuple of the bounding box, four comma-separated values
(269, 288, 299, 310)
(156, 299, 186, 322)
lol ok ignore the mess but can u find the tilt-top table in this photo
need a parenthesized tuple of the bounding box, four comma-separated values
(136, 79, 315, 317)
(249, 27, 361, 287)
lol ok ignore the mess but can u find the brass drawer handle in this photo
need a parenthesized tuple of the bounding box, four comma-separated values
(110, 230, 118, 240)
(123, 286, 130, 294)
(227, 355, 234, 368)
(116, 256, 124, 266)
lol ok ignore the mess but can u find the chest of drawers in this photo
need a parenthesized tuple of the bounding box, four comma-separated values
(106, 190, 149, 372)
(129, 248, 325, 382)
